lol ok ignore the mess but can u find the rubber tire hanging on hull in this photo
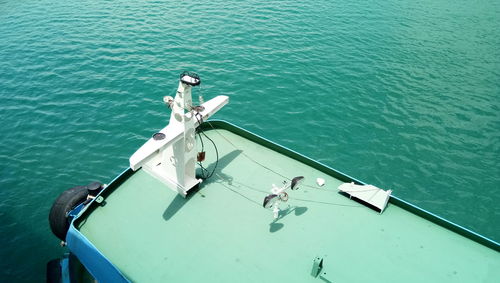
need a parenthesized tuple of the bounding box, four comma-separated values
(49, 186, 88, 241)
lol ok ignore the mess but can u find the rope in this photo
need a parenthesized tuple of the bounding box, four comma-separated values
(205, 121, 375, 194)
(196, 122, 364, 209)
(215, 173, 360, 208)
(206, 121, 290, 180)
(215, 178, 262, 207)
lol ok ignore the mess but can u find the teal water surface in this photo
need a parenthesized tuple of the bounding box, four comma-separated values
(1, 0, 499, 281)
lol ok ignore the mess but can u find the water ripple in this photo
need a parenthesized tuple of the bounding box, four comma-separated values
(1, 0, 499, 281)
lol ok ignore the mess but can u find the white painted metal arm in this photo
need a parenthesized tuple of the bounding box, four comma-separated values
(194, 95, 229, 124)
(129, 95, 229, 171)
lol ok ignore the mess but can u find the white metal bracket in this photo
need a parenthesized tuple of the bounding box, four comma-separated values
(129, 74, 228, 197)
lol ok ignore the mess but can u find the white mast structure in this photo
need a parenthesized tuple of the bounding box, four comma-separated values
(129, 72, 228, 196)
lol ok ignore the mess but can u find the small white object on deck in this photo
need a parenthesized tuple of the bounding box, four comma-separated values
(338, 182, 392, 213)
(316, 178, 325, 187)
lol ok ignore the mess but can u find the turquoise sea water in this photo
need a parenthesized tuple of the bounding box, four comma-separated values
(1, 0, 499, 281)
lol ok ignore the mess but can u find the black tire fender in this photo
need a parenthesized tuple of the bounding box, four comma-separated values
(49, 186, 89, 241)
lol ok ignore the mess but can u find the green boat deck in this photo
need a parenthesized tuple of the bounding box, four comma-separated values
(76, 122, 499, 282)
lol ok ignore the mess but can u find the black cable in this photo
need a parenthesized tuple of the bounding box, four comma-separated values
(194, 112, 207, 178)
(198, 124, 205, 152)
(194, 112, 219, 180)
(200, 130, 218, 179)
